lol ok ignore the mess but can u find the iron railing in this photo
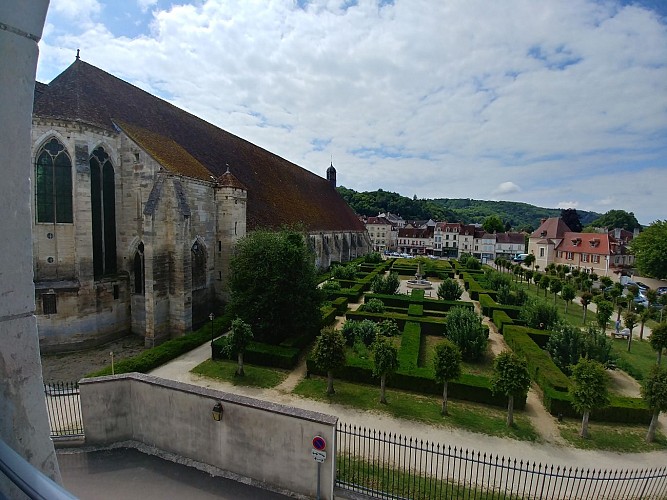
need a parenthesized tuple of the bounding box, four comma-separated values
(43, 382, 84, 438)
(336, 423, 667, 499)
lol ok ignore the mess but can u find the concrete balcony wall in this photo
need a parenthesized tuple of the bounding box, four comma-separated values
(79, 373, 337, 499)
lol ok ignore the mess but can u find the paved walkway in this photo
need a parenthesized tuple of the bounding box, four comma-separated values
(150, 276, 667, 473)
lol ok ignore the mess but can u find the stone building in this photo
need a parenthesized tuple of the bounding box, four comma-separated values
(32, 57, 370, 352)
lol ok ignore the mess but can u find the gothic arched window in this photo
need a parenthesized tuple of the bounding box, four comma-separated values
(191, 241, 206, 289)
(90, 146, 117, 279)
(35, 138, 73, 223)
(134, 242, 145, 295)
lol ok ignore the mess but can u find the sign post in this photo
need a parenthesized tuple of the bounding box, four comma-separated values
(311, 436, 327, 499)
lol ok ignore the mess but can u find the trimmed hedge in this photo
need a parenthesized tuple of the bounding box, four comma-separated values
(345, 310, 447, 336)
(397, 321, 421, 372)
(492, 310, 514, 334)
(87, 312, 234, 377)
(408, 304, 423, 317)
(332, 296, 348, 315)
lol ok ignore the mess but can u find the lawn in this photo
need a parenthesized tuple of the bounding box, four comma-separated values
(293, 375, 539, 442)
(611, 338, 660, 381)
(420, 334, 495, 377)
(191, 359, 289, 388)
(558, 418, 667, 453)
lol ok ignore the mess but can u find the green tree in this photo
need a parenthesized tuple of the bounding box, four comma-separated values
(372, 336, 399, 404)
(641, 366, 667, 443)
(591, 209, 641, 231)
(519, 298, 559, 330)
(638, 308, 652, 341)
(550, 279, 562, 305)
(570, 358, 609, 439)
(437, 278, 463, 301)
(539, 274, 551, 298)
(560, 208, 582, 232)
(546, 322, 583, 374)
(312, 327, 347, 395)
(370, 272, 400, 295)
(624, 311, 638, 352)
(561, 284, 576, 314)
(224, 318, 254, 376)
(595, 300, 614, 333)
(524, 269, 534, 288)
(582, 325, 614, 368)
(524, 253, 536, 270)
(482, 215, 505, 234)
(491, 351, 531, 427)
(377, 319, 400, 338)
(433, 339, 462, 416)
(229, 228, 322, 344)
(580, 292, 593, 324)
(364, 298, 386, 313)
(444, 307, 488, 361)
(630, 220, 667, 279)
(650, 323, 667, 365)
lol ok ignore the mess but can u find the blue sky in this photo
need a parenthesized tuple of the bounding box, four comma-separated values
(37, 0, 667, 225)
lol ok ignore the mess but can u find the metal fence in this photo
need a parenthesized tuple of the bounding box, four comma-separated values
(336, 423, 667, 499)
(44, 382, 84, 438)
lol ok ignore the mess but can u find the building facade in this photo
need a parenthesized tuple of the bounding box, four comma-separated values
(32, 58, 371, 352)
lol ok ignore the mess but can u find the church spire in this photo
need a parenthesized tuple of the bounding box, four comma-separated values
(326, 160, 336, 188)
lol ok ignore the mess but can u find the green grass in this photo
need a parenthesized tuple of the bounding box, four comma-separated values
(611, 338, 660, 381)
(191, 359, 288, 388)
(293, 376, 539, 442)
(558, 418, 667, 452)
(337, 456, 519, 500)
(420, 334, 494, 376)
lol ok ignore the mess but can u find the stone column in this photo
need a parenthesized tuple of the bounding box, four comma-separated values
(0, 0, 63, 494)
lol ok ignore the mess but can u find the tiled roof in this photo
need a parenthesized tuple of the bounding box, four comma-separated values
(398, 227, 434, 238)
(557, 232, 612, 255)
(116, 121, 212, 181)
(531, 217, 571, 239)
(366, 217, 392, 225)
(33, 59, 364, 233)
(217, 168, 247, 190)
(496, 232, 525, 244)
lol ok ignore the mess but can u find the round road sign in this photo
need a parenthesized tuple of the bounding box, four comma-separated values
(312, 435, 326, 451)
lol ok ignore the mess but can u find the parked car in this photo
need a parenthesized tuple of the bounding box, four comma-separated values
(633, 294, 649, 308)
(512, 253, 528, 263)
(657, 286, 667, 296)
(634, 281, 650, 292)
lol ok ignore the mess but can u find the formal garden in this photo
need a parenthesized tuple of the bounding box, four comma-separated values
(87, 228, 667, 453)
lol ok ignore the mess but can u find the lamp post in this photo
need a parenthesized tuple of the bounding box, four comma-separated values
(209, 312, 215, 345)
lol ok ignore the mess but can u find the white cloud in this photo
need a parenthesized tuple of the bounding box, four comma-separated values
(557, 201, 579, 209)
(137, 0, 157, 13)
(36, 0, 667, 225)
(49, 0, 101, 22)
(493, 182, 521, 195)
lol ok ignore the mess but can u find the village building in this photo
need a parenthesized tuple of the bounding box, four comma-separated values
(32, 57, 370, 352)
(364, 215, 398, 252)
(527, 217, 634, 275)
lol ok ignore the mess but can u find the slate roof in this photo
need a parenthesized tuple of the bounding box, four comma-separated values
(531, 217, 571, 239)
(496, 232, 526, 244)
(33, 59, 364, 232)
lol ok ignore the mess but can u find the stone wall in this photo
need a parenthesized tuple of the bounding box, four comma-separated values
(0, 0, 62, 493)
(80, 374, 337, 499)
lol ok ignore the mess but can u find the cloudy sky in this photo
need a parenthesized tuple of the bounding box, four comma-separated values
(37, 0, 667, 225)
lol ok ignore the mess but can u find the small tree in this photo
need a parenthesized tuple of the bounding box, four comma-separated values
(445, 307, 488, 361)
(372, 336, 399, 404)
(624, 311, 638, 352)
(561, 284, 576, 313)
(491, 351, 531, 427)
(642, 366, 667, 443)
(539, 274, 551, 298)
(312, 327, 347, 395)
(371, 272, 400, 295)
(524, 269, 533, 288)
(550, 279, 562, 305)
(580, 292, 593, 324)
(639, 307, 653, 340)
(364, 298, 386, 313)
(650, 322, 667, 365)
(546, 322, 583, 375)
(437, 278, 463, 301)
(224, 318, 254, 376)
(595, 300, 614, 333)
(433, 339, 462, 416)
(377, 319, 400, 338)
(524, 253, 536, 270)
(519, 298, 559, 330)
(570, 358, 609, 438)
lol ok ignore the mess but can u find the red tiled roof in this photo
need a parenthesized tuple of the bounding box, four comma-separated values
(557, 232, 611, 255)
(34, 59, 364, 233)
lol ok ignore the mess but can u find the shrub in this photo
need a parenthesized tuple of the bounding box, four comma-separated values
(357, 319, 380, 346)
(519, 297, 559, 330)
(341, 320, 359, 346)
(377, 319, 400, 338)
(332, 263, 358, 280)
(364, 252, 383, 263)
(321, 280, 341, 292)
(444, 306, 488, 362)
(370, 272, 400, 295)
(437, 278, 463, 301)
(364, 298, 386, 313)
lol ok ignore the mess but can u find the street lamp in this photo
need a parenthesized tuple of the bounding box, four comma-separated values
(209, 312, 215, 345)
